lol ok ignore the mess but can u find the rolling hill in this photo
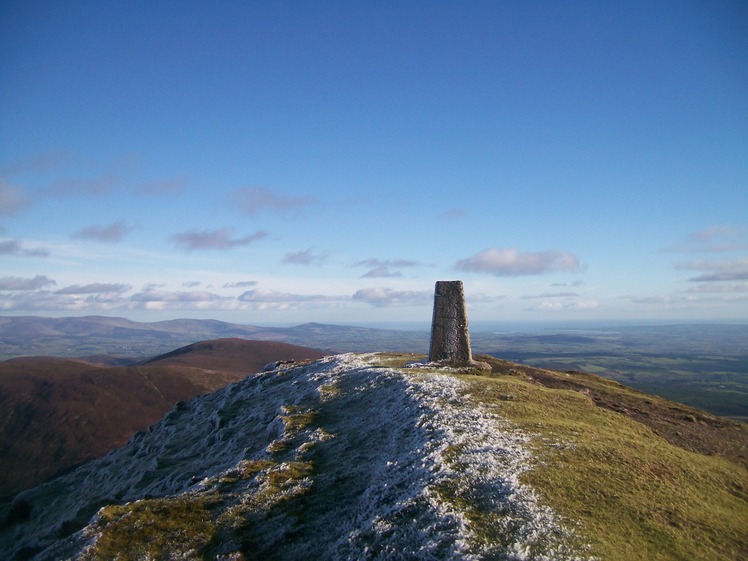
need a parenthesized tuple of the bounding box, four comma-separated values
(0, 339, 327, 495)
(1, 353, 746, 560)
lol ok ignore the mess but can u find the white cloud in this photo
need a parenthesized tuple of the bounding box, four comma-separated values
(230, 187, 316, 215)
(352, 287, 431, 308)
(237, 288, 344, 310)
(2, 286, 236, 314)
(686, 282, 748, 293)
(0, 181, 29, 217)
(677, 257, 748, 282)
(130, 290, 229, 303)
(72, 221, 134, 243)
(48, 173, 121, 196)
(551, 280, 585, 287)
(625, 294, 748, 307)
(663, 225, 748, 253)
(0, 275, 56, 291)
(283, 247, 329, 266)
(354, 258, 419, 268)
(361, 267, 402, 278)
(526, 299, 598, 312)
(354, 258, 419, 278)
(521, 292, 579, 299)
(624, 294, 748, 313)
(0, 238, 50, 257)
(224, 280, 258, 288)
(629, 295, 678, 304)
(455, 248, 581, 276)
(238, 288, 339, 303)
(0, 291, 97, 312)
(171, 227, 269, 251)
(56, 283, 131, 294)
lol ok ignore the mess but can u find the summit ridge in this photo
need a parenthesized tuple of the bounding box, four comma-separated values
(2, 354, 589, 560)
(2, 352, 746, 560)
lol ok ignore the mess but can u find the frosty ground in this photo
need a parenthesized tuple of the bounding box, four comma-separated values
(1, 353, 593, 560)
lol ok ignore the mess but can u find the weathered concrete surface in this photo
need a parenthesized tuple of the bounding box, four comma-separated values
(428, 281, 474, 365)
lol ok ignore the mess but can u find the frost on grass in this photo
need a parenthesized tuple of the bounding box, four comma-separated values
(1, 353, 591, 561)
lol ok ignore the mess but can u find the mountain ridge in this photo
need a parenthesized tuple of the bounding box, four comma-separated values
(2, 353, 746, 560)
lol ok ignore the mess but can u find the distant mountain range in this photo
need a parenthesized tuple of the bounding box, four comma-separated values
(2, 353, 746, 560)
(2, 315, 747, 419)
(0, 339, 327, 495)
(0, 315, 428, 359)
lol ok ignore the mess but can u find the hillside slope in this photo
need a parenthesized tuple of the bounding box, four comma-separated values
(140, 338, 327, 375)
(0, 339, 327, 495)
(1, 353, 745, 561)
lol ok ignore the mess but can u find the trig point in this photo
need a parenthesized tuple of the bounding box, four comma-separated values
(428, 280, 474, 366)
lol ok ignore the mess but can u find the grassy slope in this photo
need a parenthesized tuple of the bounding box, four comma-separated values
(467, 355, 748, 561)
(9, 353, 746, 560)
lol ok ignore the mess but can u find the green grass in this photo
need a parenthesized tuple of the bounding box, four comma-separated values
(83, 496, 217, 560)
(463, 372, 748, 561)
(280, 406, 317, 433)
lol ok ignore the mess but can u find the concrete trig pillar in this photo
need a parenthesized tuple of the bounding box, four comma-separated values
(428, 280, 474, 365)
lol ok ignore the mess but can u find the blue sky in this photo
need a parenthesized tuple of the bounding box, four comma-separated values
(1, 1, 747, 326)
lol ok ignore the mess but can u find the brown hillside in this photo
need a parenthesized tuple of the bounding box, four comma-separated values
(0, 340, 327, 495)
(141, 338, 326, 375)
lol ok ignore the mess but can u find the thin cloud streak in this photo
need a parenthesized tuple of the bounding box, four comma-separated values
(354, 258, 420, 278)
(361, 267, 402, 278)
(48, 173, 121, 196)
(352, 288, 431, 308)
(224, 281, 258, 288)
(0, 275, 56, 291)
(455, 248, 581, 276)
(0, 239, 50, 257)
(56, 283, 131, 295)
(676, 257, 748, 282)
(686, 282, 748, 293)
(525, 300, 599, 312)
(238, 288, 340, 303)
(72, 221, 134, 243)
(0, 182, 29, 217)
(238, 288, 345, 311)
(283, 248, 329, 266)
(521, 292, 580, 299)
(353, 258, 419, 268)
(663, 225, 748, 253)
(131, 289, 229, 303)
(171, 228, 269, 251)
(230, 187, 316, 215)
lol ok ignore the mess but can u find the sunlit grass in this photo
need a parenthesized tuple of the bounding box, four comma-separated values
(84, 496, 217, 560)
(463, 372, 748, 561)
